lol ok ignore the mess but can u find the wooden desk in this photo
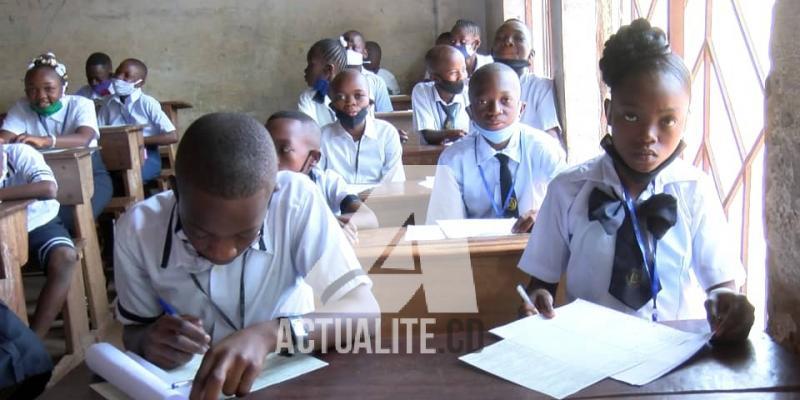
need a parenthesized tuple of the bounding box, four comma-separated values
(376, 110, 417, 143)
(99, 125, 145, 203)
(355, 227, 531, 333)
(41, 324, 800, 399)
(390, 94, 411, 111)
(43, 149, 110, 332)
(159, 100, 192, 171)
(0, 200, 32, 323)
(402, 143, 444, 166)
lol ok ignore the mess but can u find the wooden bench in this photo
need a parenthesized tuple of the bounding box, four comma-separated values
(390, 94, 412, 111)
(0, 200, 34, 322)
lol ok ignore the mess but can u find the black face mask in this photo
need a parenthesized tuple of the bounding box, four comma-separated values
(333, 107, 369, 129)
(600, 134, 686, 185)
(436, 79, 465, 95)
(493, 58, 530, 77)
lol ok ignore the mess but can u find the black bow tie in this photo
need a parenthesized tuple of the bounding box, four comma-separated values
(588, 187, 678, 310)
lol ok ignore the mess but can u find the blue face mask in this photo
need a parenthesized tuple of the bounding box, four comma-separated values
(472, 121, 518, 144)
(453, 44, 472, 60)
(312, 78, 330, 103)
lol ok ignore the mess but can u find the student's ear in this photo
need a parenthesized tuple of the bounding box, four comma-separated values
(324, 64, 336, 80)
(472, 38, 482, 51)
(135, 78, 146, 88)
(518, 100, 527, 118)
(603, 98, 612, 123)
(527, 50, 536, 66)
(465, 104, 474, 120)
(308, 149, 321, 166)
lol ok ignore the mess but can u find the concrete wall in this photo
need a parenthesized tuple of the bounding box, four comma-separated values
(766, 0, 800, 354)
(0, 0, 488, 129)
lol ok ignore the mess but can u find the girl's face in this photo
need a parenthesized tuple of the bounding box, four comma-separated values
(607, 70, 690, 173)
(304, 52, 333, 87)
(25, 67, 63, 108)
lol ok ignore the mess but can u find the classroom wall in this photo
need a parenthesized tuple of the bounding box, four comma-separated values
(0, 0, 489, 131)
(766, 0, 800, 355)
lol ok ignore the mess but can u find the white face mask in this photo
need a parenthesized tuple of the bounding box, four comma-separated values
(472, 121, 519, 144)
(345, 49, 364, 66)
(112, 78, 142, 97)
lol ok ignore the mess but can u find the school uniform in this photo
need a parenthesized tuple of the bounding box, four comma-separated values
(426, 123, 566, 223)
(517, 153, 746, 320)
(376, 68, 401, 95)
(411, 81, 470, 144)
(298, 87, 336, 127)
(472, 53, 495, 73)
(319, 116, 406, 185)
(519, 72, 561, 137)
(97, 89, 176, 182)
(1, 144, 73, 266)
(74, 84, 110, 102)
(113, 171, 372, 342)
(1, 95, 113, 224)
(363, 69, 394, 113)
(309, 167, 360, 216)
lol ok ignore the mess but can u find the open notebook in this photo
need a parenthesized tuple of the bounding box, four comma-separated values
(86, 343, 327, 400)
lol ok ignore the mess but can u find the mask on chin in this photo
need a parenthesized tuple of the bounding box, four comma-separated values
(332, 106, 369, 129)
(436, 79, 465, 95)
(493, 58, 530, 77)
(599, 134, 686, 185)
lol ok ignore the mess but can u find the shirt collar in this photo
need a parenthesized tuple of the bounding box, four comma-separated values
(584, 153, 696, 200)
(111, 88, 142, 106)
(474, 126, 523, 165)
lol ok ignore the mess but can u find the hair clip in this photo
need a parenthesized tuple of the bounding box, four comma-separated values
(339, 36, 348, 48)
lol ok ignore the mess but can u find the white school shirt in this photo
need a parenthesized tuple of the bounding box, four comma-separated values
(298, 87, 336, 127)
(519, 72, 561, 135)
(319, 116, 405, 185)
(74, 84, 110, 102)
(411, 81, 471, 144)
(1, 95, 99, 146)
(518, 154, 746, 320)
(113, 171, 372, 341)
(376, 68, 401, 95)
(426, 123, 566, 223)
(309, 167, 355, 216)
(97, 89, 175, 138)
(0, 144, 59, 231)
(363, 69, 394, 112)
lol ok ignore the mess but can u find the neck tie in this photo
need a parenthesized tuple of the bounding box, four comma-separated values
(495, 153, 519, 218)
(439, 102, 459, 130)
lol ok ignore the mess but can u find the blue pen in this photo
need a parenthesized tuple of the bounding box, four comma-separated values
(157, 297, 178, 316)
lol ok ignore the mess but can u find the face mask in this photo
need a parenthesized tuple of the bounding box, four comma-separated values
(436, 79, 465, 95)
(91, 79, 112, 96)
(30, 100, 63, 117)
(112, 78, 142, 97)
(454, 44, 474, 60)
(493, 58, 530, 77)
(600, 134, 686, 185)
(312, 78, 330, 103)
(472, 120, 518, 144)
(346, 49, 364, 66)
(333, 106, 369, 130)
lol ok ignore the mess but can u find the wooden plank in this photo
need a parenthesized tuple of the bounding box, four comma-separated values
(99, 125, 145, 202)
(389, 95, 411, 111)
(0, 200, 32, 323)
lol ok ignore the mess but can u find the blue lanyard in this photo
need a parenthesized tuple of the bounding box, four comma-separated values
(622, 189, 660, 321)
(475, 135, 522, 218)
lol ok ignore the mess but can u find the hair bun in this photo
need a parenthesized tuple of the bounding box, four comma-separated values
(27, 52, 69, 82)
(600, 18, 671, 88)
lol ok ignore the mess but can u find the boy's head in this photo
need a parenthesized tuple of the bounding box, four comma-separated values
(329, 69, 371, 128)
(450, 19, 482, 59)
(85, 52, 113, 89)
(425, 45, 467, 95)
(266, 111, 321, 174)
(114, 58, 147, 87)
(468, 63, 524, 133)
(24, 53, 68, 112)
(492, 19, 533, 76)
(174, 112, 278, 265)
(435, 31, 453, 46)
(342, 30, 368, 58)
(364, 41, 382, 73)
(305, 38, 348, 88)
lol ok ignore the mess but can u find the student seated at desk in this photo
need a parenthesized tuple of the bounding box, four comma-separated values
(518, 20, 755, 342)
(364, 41, 401, 95)
(97, 58, 177, 183)
(0, 52, 113, 224)
(0, 300, 53, 399)
(0, 143, 79, 338)
(266, 110, 379, 244)
(341, 30, 394, 113)
(426, 63, 565, 233)
(113, 113, 379, 399)
(73, 52, 114, 107)
(492, 19, 561, 142)
(412, 45, 471, 145)
(320, 69, 405, 184)
(450, 19, 494, 79)
(298, 38, 348, 127)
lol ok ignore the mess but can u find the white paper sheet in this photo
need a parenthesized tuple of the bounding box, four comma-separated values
(435, 218, 517, 239)
(87, 343, 328, 400)
(403, 225, 446, 241)
(86, 343, 184, 400)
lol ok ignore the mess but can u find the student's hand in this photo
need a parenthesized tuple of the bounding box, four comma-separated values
(190, 320, 279, 400)
(338, 216, 359, 245)
(12, 134, 51, 149)
(704, 287, 755, 343)
(142, 314, 210, 370)
(445, 129, 468, 140)
(397, 129, 410, 143)
(512, 210, 538, 233)
(518, 288, 556, 319)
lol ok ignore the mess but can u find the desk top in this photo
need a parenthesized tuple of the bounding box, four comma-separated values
(40, 147, 95, 160)
(0, 199, 32, 219)
(355, 227, 529, 260)
(99, 124, 148, 134)
(41, 322, 800, 399)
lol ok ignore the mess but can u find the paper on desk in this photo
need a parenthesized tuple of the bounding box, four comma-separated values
(403, 225, 446, 241)
(86, 343, 183, 400)
(418, 176, 435, 189)
(87, 343, 328, 400)
(436, 218, 516, 239)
